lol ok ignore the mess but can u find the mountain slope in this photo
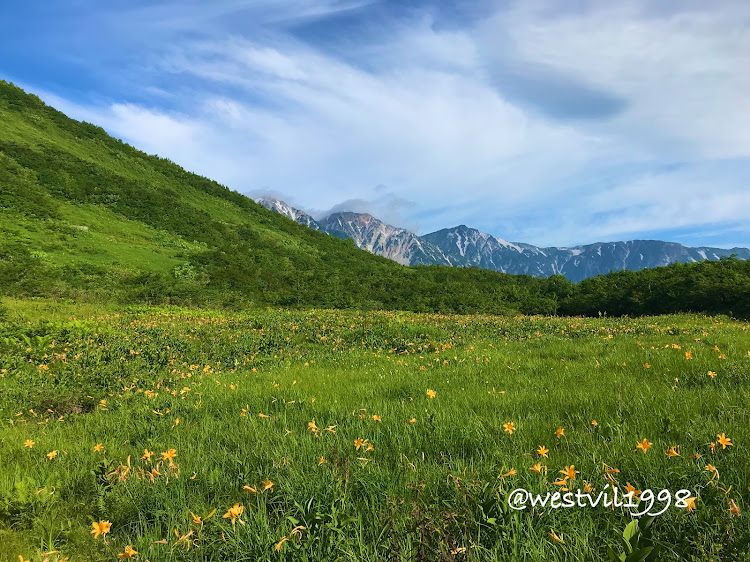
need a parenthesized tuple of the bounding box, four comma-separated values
(422, 225, 544, 272)
(253, 199, 455, 266)
(0, 80, 564, 314)
(319, 212, 454, 266)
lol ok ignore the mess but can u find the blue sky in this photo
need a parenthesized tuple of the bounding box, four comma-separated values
(2, 0, 750, 248)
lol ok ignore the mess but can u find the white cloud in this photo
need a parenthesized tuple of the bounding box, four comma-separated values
(22, 0, 750, 247)
(156, 32, 603, 212)
(514, 164, 750, 246)
(489, 1, 750, 159)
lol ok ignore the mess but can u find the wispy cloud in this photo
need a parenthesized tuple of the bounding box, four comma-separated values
(4, 0, 749, 247)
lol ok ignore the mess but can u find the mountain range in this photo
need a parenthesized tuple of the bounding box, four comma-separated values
(257, 197, 750, 282)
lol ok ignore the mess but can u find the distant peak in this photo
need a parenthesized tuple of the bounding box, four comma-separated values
(255, 197, 320, 229)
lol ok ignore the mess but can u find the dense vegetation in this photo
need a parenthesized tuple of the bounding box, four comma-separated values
(561, 257, 750, 318)
(2, 80, 749, 318)
(1, 300, 748, 560)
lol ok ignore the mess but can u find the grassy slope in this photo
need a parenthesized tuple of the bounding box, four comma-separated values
(0, 83, 364, 287)
(0, 299, 748, 561)
(0, 80, 564, 314)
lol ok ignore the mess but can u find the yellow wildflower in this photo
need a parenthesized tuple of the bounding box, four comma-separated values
(624, 482, 642, 498)
(717, 433, 733, 449)
(117, 545, 138, 559)
(560, 465, 579, 480)
(222, 504, 244, 526)
(275, 537, 290, 552)
(191, 508, 216, 526)
(160, 449, 177, 465)
(636, 439, 652, 453)
(705, 464, 719, 481)
(729, 499, 740, 516)
(90, 520, 112, 539)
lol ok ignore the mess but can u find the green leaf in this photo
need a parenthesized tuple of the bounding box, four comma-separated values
(623, 520, 638, 544)
(608, 546, 626, 562)
(625, 546, 654, 562)
(619, 533, 634, 555)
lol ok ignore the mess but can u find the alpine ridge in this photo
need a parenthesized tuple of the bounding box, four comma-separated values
(318, 212, 453, 266)
(256, 197, 750, 282)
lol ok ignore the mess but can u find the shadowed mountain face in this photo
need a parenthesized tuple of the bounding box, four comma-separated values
(258, 198, 750, 282)
(318, 212, 454, 266)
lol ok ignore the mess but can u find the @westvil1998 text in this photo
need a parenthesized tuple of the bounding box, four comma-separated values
(508, 485, 693, 517)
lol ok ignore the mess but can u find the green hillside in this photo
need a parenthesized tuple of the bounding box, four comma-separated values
(0, 80, 566, 314)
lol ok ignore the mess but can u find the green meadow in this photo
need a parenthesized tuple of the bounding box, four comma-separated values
(1, 299, 747, 561)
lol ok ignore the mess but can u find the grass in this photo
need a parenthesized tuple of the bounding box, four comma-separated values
(3, 201, 199, 273)
(0, 299, 748, 560)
